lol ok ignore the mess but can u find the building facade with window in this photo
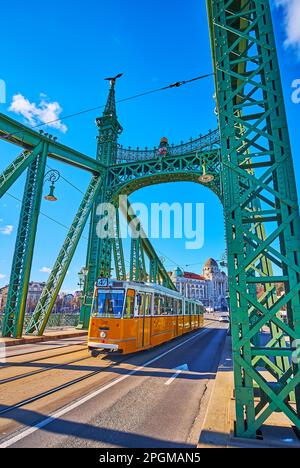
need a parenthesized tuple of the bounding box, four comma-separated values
(0, 282, 81, 314)
(169, 258, 228, 311)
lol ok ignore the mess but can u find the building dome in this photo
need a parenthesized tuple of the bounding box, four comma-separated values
(204, 258, 218, 268)
(160, 137, 168, 145)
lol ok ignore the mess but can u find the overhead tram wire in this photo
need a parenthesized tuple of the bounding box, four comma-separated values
(2, 73, 214, 141)
(45, 164, 86, 195)
(2, 72, 215, 240)
(5, 192, 184, 276)
(4, 192, 173, 271)
(5, 192, 89, 242)
(7, 188, 222, 280)
(3, 72, 215, 278)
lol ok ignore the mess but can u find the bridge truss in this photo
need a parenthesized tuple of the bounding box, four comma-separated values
(0, 0, 299, 439)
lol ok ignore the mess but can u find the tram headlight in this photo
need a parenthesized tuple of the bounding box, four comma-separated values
(100, 332, 107, 339)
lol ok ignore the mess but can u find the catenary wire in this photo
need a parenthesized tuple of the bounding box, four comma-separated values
(2, 73, 214, 141)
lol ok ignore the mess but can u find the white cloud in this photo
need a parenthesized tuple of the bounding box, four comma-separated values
(39, 266, 52, 274)
(0, 225, 13, 235)
(0, 274, 6, 279)
(9, 93, 68, 133)
(274, 0, 300, 55)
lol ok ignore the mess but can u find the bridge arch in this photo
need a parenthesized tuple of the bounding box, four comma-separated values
(109, 148, 223, 202)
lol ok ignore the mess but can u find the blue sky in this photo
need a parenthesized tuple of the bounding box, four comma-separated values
(0, 0, 299, 291)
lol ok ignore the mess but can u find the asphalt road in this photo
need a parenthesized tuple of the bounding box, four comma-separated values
(1, 322, 227, 448)
(0, 336, 87, 361)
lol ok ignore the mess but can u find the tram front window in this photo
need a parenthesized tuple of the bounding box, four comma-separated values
(96, 289, 125, 318)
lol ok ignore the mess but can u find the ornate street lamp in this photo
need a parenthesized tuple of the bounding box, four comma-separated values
(78, 267, 88, 292)
(198, 161, 215, 184)
(44, 170, 61, 202)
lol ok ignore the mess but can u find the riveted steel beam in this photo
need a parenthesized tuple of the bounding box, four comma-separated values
(2, 142, 48, 337)
(26, 175, 102, 335)
(207, 0, 300, 436)
(0, 143, 44, 199)
(0, 113, 101, 173)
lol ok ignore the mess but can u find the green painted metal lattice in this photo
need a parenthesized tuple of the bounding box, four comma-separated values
(0, 0, 299, 437)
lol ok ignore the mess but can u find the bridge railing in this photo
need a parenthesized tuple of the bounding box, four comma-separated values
(0, 312, 80, 332)
(115, 129, 220, 164)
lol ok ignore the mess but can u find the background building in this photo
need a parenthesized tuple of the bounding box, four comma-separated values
(170, 258, 228, 311)
(0, 283, 81, 314)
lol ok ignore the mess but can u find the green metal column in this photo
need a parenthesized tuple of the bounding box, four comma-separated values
(26, 175, 102, 335)
(207, 0, 300, 436)
(2, 142, 48, 338)
(0, 145, 43, 198)
(78, 175, 114, 329)
(122, 199, 176, 290)
(79, 78, 123, 329)
(130, 229, 141, 282)
(112, 205, 126, 280)
(149, 259, 159, 284)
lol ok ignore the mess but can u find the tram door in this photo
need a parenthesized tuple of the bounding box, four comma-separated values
(137, 293, 151, 349)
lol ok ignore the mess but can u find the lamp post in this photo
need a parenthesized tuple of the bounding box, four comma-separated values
(77, 267, 89, 330)
(44, 170, 60, 202)
(198, 156, 215, 184)
(78, 267, 88, 293)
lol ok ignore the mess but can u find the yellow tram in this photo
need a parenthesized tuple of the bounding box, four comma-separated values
(88, 278, 205, 356)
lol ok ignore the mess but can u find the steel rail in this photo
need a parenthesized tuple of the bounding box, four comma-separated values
(0, 341, 87, 361)
(0, 354, 92, 386)
(0, 322, 213, 417)
(0, 355, 126, 417)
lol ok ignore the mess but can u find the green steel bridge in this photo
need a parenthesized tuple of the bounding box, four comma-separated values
(1, 0, 300, 440)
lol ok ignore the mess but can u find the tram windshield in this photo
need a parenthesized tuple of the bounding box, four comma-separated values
(94, 289, 125, 318)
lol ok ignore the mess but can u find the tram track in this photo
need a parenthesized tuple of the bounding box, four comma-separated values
(0, 354, 125, 417)
(0, 353, 92, 386)
(0, 342, 87, 369)
(0, 345, 87, 369)
(0, 322, 217, 418)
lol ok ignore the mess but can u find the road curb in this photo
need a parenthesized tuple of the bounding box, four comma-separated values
(198, 333, 234, 448)
(198, 334, 300, 448)
(0, 329, 88, 348)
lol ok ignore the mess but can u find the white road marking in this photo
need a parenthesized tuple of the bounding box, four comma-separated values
(0, 342, 6, 365)
(165, 364, 189, 385)
(0, 326, 215, 448)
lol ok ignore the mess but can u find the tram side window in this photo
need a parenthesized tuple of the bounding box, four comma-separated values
(164, 296, 168, 315)
(160, 295, 167, 315)
(124, 289, 135, 318)
(166, 296, 175, 315)
(145, 294, 151, 316)
(178, 300, 183, 315)
(154, 293, 160, 315)
(137, 293, 145, 316)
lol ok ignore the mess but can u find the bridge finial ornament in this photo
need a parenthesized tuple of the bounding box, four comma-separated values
(104, 73, 123, 88)
(103, 73, 123, 119)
